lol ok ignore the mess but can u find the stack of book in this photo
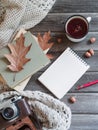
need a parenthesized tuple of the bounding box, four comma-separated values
(0, 30, 50, 91)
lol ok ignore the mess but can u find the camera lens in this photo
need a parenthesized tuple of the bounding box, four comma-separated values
(3, 107, 14, 119)
(2, 104, 19, 120)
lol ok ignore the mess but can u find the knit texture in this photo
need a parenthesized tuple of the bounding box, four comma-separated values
(0, 1, 6, 24)
(0, 90, 71, 130)
(0, 0, 56, 48)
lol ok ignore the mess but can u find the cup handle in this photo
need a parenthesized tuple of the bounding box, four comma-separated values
(86, 17, 91, 23)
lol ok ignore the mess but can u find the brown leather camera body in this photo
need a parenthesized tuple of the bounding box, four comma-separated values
(0, 96, 37, 130)
(6, 116, 36, 130)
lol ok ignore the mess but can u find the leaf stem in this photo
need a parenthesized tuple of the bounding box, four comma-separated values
(13, 73, 16, 82)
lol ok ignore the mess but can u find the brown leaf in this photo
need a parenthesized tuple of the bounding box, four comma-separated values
(37, 31, 54, 51)
(5, 33, 32, 72)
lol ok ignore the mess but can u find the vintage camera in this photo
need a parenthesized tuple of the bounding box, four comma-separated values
(0, 95, 40, 130)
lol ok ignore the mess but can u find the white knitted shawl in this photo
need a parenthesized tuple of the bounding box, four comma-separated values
(0, 0, 56, 48)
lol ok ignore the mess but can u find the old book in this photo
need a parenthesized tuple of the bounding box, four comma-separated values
(0, 32, 50, 89)
(12, 28, 50, 91)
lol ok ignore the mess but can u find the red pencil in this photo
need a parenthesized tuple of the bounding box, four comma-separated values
(77, 79, 98, 90)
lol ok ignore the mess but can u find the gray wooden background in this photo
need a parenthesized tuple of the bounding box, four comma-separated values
(26, 0, 98, 129)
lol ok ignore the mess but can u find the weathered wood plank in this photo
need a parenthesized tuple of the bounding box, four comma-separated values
(49, 32, 98, 52)
(70, 114, 98, 130)
(62, 93, 98, 114)
(29, 13, 98, 32)
(51, 0, 98, 13)
(70, 72, 98, 93)
(26, 76, 98, 114)
(25, 72, 98, 93)
(29, 31, 98, 52)
(25, 70, 53, 94)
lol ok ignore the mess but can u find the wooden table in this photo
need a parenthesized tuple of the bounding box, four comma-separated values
(26, 0, 98, 129)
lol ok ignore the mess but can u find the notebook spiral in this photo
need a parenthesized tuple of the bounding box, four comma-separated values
(68, 47, 89, 67)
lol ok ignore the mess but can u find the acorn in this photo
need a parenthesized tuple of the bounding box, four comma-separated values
(85, 49, 94, 58)
(85, 51, 91, 58)
(88, 49, 94, 56)
(69, 96, 76, 103)
(90, 37, 96, 43)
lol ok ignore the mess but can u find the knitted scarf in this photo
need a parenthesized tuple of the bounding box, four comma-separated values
(0, 0, 56, 48)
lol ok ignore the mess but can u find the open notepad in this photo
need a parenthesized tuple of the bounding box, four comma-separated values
(38, 47, 90, 99)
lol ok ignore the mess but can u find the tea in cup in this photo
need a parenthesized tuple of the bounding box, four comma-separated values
(65, 15, 91, 42)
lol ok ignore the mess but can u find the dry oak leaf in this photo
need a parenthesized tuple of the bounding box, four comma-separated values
(37, 31, 54, 51)
(5, 34, 32, 72)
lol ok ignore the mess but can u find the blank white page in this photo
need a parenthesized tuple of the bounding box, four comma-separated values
(38, 47, 90, 99)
